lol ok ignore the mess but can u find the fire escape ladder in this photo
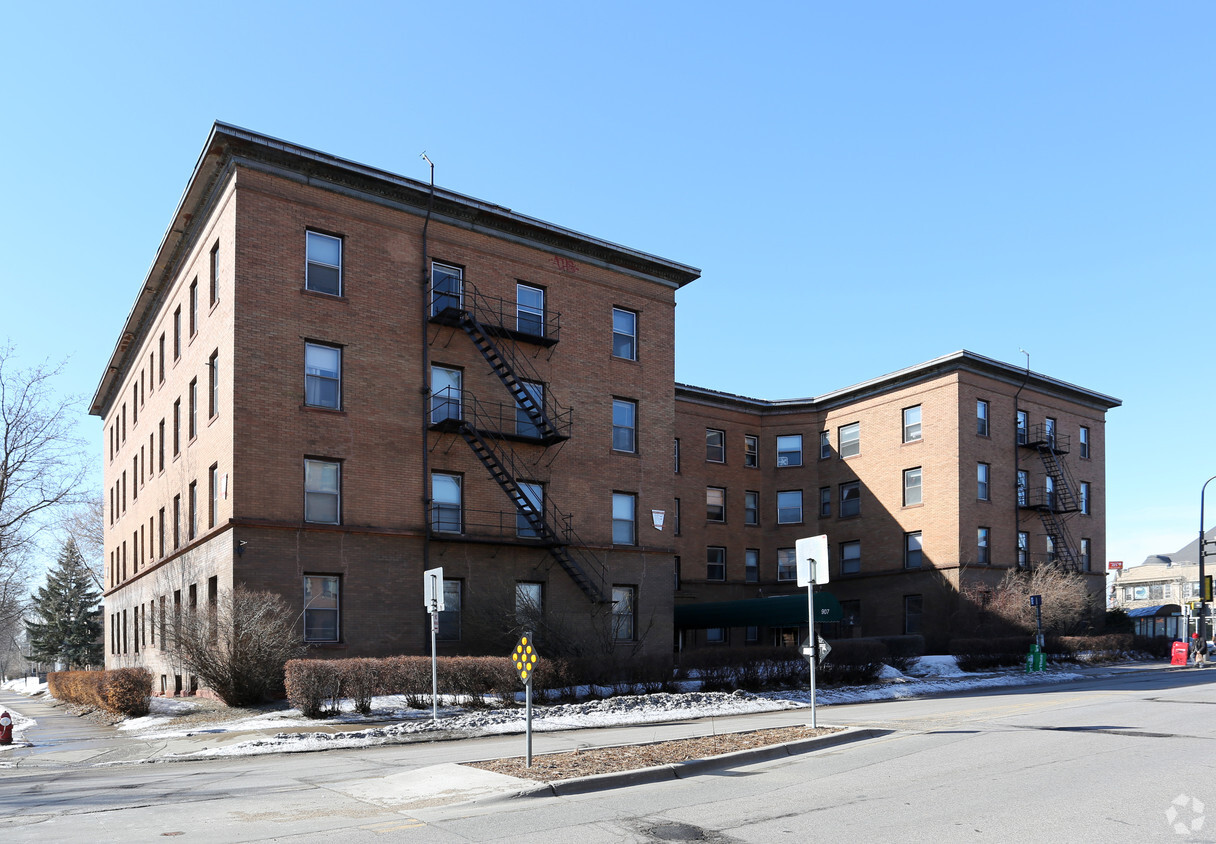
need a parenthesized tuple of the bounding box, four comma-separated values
(1035, 507, 1081, 573)
(1036, 445, 1080, 514)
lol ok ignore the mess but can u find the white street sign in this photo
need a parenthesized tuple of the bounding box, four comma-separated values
(424, 567, 444, 613)
(796, 535, 829, 586)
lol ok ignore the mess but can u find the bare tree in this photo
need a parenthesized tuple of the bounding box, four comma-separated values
(59, 494, 105, 590)
(962, 566, 1093, 636)
(169, 586, 306, 707)
(0, 345, 87, 628)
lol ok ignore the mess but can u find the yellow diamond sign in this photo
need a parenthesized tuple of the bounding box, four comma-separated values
(512, 635, 539, 684)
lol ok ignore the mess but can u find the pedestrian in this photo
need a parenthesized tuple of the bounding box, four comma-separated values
(1192, 633, 1207, 668)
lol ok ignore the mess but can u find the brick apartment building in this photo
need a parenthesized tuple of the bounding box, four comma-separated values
(93, 123, 1119, 687)
(672, 353, 1120, 651)
(92, 123, 699, 687)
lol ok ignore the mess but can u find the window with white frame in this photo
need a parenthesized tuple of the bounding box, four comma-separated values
(305, 459, 340, 524)
(903, 467, 922, 506)
(612, 586, 636, 641)
(612, 308, 637, 360)
(430, 472, 462, 533)
(515, 582, 543, 624)
(1080, 425, 1090, 459)
(706, 487, 725, 522)
(977, 463, 990, 501)
(1045, 416, 1057, 448)
(777, 490, 803, 524)
(612, 399, 637, 452)
(305, 343, 341, 409)
(776, 434, 802, 467)
(303, 575, 340, 642)
(306, 231, 342, 296)
(905, 531, 923, 568)
(1018, 531, 1029, 568)
(1081, 538, 1091, 572)
(977, 399, 989, 436)
(516, 481, 543, 538)
(430, 365, 462, 424)
(841, 540, 861, 574)
(515, 380, 544, 438)
(1045, 475, 1055, 509)
(1017, 470, 1028, 506)
(706, 428, 725, 462)
(744, 490, 759, 526)
(430, 262, 463, 315)
(707, 547, 726, 581)
(744, 435, 758, 468)
(903, 405, 922, 443)
(438, 580, 462, 641)
(1080, 481, 1090, 515)
(839, 422, 860, 457)
(819, 430, 831, 459)
(745, 549, 759, 583)
(777, 547, 797, 581)
(840, 481, 860, 517)
(978, 527, 990, 564)
(1016, 410, 1029, 444)
(517, 283, 545, 336)
(612, 493, 636, 545)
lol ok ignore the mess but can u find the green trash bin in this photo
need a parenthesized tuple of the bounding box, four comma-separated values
(1025, 644, 1045, 673)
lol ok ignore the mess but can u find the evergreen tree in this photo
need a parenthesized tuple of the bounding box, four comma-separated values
(25, 538, 103, 668)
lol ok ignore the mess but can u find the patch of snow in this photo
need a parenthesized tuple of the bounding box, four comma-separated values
(906, 655, 967, 678)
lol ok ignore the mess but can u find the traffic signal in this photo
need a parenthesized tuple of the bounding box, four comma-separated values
(1204, 575, 1213, 603)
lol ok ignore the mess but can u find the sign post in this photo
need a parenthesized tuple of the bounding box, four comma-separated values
(511, 633, 539, 767)
(796, 534, 829, 729)
(424, 567, 444, 722)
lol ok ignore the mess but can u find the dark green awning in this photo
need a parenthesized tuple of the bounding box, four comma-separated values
(674, 593, 842, 628)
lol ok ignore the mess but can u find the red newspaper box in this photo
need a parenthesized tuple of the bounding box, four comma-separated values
(1172, 640, 1190, 666)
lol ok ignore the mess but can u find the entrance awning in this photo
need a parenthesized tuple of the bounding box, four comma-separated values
(1126, 604, 1180, 618)
(674, 593, 842, 629)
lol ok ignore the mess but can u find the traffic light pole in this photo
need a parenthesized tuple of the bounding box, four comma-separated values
(1200, 477, 1216, 645)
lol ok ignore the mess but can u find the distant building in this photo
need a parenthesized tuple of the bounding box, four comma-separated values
(1109, 528, 1216, 638)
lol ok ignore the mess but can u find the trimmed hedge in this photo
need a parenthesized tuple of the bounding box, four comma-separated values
(48, 668, 153, 717)
(949, 636, 1033, 671)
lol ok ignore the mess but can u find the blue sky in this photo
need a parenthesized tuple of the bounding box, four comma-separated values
(2, 2, 1213, 572)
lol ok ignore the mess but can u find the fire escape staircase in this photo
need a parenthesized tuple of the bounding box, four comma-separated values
(429, 282, 607, 603)
(1020, 425, 1082, 572)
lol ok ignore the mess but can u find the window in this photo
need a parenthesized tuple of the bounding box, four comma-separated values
(1045, 475, 1055, 510)
(706, 627, 726, 644)
(173, 494, 181, 549)
(515, 582, 543, 624)
(430, 365, 462, 423)
(173, 307, 181, 360)
(1080, 426, 1090, 459)
(172, 399, 181, 456)
(517, 283, 544, 336)
(304, 575, 340, 642)
(673, 498, 681, 535)
(745, 626, 759, 643)
(776, 434, 802, 467)
(1017, 470, 1028, 506)
(706, 487, 726, 522)
(516, 481, 542, 538)
(744, 491, 759, 526)
(674, 438, 680, 473)
(516, 381, 544, 438)
(819, 486, 831, 518)
(904, 595, 923, 635)
(430, 472, 462, 533)
(977, 463, 990, 501)
(612, 586, 636, 641)
(1018, 531, 1029, 568)
(1081, 538, 1091, 572)
(430, 262, 463, 315)
(305, 343, 342, 409)
(306, 231, 342, 296)
(158, 507, 165, 558)
(903, 468, 922, 506)
(777, 490, 803, 524)
(1080, 482, 1090, 515)
(438, 580, 462, 641)
(841, 540, 861, 575)
(707, 547, 726, 581)
(744, 435, 758, 468)
(208, 351, 219, 418)
(903, 405, 922, 443)
(189, 279, 198, 337)
(209, 242, 220, 305)
(1046, 535, 1057, 562)
(705, 428, 725, 462)
(905, 531, 923, 568)
(612, 399, 637, 452)
(188, 378, 197, 440)
(305, 459, 341, 524)
(1045, 416, 1057, 448)
(1016, 410, 1029, 445)
(977, 400, 989, 436)
(612, 493, 636, 545)
(745, 549, 759, 583)
(188, 481, 198, 540)
(777, 548, 797, 582)
(611, 308, 637, 360)
(158, 419, 165, 472)
(978, 527, 990, 564)
(839, 422, 860, 457)
(158, 334, 165, 382)
(819, 431, 831, 459)
(840, 481, 860, 517)
(209, 464, 219, 529)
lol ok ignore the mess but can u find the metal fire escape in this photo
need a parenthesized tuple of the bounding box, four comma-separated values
(1018, 423, 1083, 572)
(427, 279, 608, 603)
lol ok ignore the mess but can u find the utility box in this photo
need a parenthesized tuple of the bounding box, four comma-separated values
(1025, 643, 1045, 673)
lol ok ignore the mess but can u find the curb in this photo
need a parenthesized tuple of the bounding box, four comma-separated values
(506, 725, 886, 799)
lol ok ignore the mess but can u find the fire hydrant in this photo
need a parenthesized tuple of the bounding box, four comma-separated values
(0, 711, 13, 745)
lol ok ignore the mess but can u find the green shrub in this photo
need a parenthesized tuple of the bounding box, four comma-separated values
(817, 640, 886, 685)
(949, 636, 1032, 671)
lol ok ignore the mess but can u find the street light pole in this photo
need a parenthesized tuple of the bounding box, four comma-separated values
(1199, 476, 1216, 643)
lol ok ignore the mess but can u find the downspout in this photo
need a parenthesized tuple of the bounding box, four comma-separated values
(1013, 349, 1030, 570)
(420, 154, 436, 578)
